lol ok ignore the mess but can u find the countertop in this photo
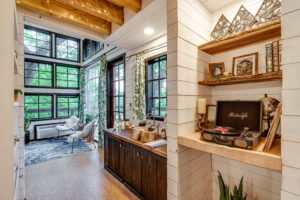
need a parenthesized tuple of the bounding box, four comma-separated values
(104, 128, 167, 159)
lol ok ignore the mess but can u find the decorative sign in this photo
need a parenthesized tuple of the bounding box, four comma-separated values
(228, 6, 254, 35)
(251, 0, 281, 28)
(211, 15, 231, 40)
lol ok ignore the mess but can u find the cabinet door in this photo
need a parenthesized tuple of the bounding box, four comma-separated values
(123, 143, 133, 184)
(141, 151, 157, 200)
(156, 157, 167, 200)
(131, 147, 142, 194)
(104, 134, 109, 167)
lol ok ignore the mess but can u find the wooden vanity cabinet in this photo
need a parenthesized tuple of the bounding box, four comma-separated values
(104, 131, 167, 200)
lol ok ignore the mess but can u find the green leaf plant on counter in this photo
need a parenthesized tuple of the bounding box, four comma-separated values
(218, 171, 247, 200)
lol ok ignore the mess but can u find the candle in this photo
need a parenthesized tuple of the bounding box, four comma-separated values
(198, 98, 206, 114)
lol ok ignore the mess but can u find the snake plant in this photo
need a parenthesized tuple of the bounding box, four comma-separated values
(218, 171, 247, 200)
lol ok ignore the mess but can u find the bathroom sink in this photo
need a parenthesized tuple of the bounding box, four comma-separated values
(132, 126, 157, 143)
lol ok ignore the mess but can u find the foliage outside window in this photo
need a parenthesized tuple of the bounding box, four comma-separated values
(56, 36, 80, 62)
(57, 96, 79, 118)
(24, 26, 51, 57)
(25, 60, 53, 87)
(85, 62, 100, 117)
(56, 65, 80, 89)
(25, 95, 53, 120)
(146, 55, 167, 118)
(113, 62, 125, 122)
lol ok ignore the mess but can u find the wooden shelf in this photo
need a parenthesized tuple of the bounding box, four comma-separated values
(199, 21, 281, 55)
(179, 132, 281, 171)
(198, 71, 282, 86)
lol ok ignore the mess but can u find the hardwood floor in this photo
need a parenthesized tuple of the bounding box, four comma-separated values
(25, 149, 140, 200)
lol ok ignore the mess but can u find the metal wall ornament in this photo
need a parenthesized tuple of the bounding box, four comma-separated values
(228, 6, 254, 35)
(251, 0, 281, 28)
(211, 15, 231, 40)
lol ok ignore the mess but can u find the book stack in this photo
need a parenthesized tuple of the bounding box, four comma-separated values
(265, 40, 282, 73)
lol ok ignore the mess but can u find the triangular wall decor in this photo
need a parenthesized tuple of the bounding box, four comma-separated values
(211, 15, 231, 40)
(251, 0, 281, 28)
(228, 6, 254, 35)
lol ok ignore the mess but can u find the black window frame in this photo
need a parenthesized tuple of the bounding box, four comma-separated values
(24, 93, 54, 121)
(55, 34, 81, 63)
(24, 59, 54, 88)
(55, 64, 80, 89)
(146, 54, 167, 121)
(83, 39, 105, 61)
(56, 95, 80, 119)
(24, 25, 52, 58)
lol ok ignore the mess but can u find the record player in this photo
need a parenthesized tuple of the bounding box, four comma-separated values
(202, 101, 263, 150)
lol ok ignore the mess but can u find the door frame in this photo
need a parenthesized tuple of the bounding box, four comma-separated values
(107, 53, 126, 128)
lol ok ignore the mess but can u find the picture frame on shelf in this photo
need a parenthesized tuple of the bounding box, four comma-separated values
(232, 52, 258, 76)
(205, 105, 217, 128)
(209, 62, 225, 79)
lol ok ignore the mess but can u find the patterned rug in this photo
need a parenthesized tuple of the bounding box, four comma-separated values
(25, 136, 92, 166)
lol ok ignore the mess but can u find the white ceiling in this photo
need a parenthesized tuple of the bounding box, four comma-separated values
(104, 0, 166, 51)
(198, 0, 238, 12)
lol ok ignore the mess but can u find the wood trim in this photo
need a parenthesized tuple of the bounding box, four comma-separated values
(179, 132, 281, 171)
(199, 21, 281, 55)
(198, 71, 282, 86)
(17, 0, 111, 35)
(53, 0, 124, 25)
(107, 0, 141, 12)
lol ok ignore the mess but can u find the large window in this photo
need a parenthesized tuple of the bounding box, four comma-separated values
(85, 62, 100, 116)
(56, 35, 80, 62)
(25, 60, 53, 87)
(112, 61, 125, 123)
(146, 55, 167, 119)
(24, 26, 51, 57)
(57, 96, 79, 118)
(25, 95, 53, 120)
(56, 65, 80, 89)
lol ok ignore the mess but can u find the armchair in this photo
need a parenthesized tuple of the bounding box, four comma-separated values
(69, 119, 97, 153)
(56, 116, 80, 138)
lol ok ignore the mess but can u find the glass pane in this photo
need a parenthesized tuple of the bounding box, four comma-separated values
(114, 97, 119, 111)
(25, 96, 38, 104)
(57, 80, 68, 87)
(153, 63, 159, 79)
(39, 80, 51, 87)
(160, 79, 167, 97)
(56, 66, 67, 73)
(68, 74, 78, 81)
(114, 66, 119, 80)
(160, 60, 167, 78)
(147, 82, 152, 98)
(68, 68, 78, 75)
(119, 98, 124, 111)
(147, 64, 152, 80)
(153, 81, 159, 97)
(39, 96, 51, 103)
(154, 99, 160, 116)
(57, 73, 67, 80)
(114, 81, 119, 95)
(119, 80, 124, 96)
(119, 64, 124, 79)
(68, 81, 79, 88)
(160, 98, 167, 117)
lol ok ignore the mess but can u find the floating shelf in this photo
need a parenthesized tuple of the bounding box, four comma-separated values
(179, 132, 281, 171)
(198, 71, 282, 86)
(199, 21, 281, 55)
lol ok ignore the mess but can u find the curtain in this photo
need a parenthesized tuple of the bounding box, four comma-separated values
(79, 67, 86, 123)
(132, 55, 146, 120)
(98, 55, 107, 147)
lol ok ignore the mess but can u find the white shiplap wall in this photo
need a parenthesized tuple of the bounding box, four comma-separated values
(167, 0, 213, 199)
(281, 0, 300, 199)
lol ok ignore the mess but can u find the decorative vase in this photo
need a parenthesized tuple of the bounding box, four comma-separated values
(14, 95, 18, 102)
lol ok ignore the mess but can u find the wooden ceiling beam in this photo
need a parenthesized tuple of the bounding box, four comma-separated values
(16, 0, 111, 35)
(53, 0, 124, 25)
(107, 0, 141, 12)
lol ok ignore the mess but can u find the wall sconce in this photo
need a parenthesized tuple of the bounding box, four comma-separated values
(197, 98, 206, 131)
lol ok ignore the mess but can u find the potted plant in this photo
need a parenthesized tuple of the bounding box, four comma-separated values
(218, 171, 247, 200)
(14, 89, 22, 102)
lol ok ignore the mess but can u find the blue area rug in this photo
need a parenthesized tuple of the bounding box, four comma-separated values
(25, 137, 92, 166)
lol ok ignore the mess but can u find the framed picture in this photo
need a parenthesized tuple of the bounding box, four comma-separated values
(209, 63, 225, 79)
(205, 105, 217, 128)
(232, 52, 258, 76)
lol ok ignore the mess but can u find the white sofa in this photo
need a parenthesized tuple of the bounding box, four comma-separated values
(36, 124, 73, 139)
